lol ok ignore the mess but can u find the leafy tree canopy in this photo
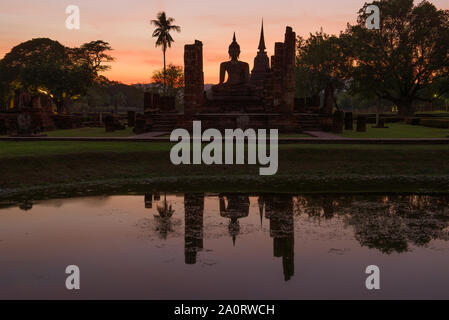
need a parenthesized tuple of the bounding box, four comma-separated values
(152, 64, 184, 89)
(0, 38, 114, 113)
(346, 0, 449, 116)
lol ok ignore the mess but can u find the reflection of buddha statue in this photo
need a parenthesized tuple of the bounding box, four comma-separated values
(212, 34, 254, 97)
(219, 194, 250, 246)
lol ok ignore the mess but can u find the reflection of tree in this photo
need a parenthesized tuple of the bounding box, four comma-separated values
(154, 193, 175, 240)
(294, 195, 354, 220)
(348, 212, 409, 254)
(346, 195, 449, 254)
(293, 194, 449, 254)
(19, 202, 33, 211)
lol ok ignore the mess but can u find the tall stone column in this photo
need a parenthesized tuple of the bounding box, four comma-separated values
(184, 41, 204, 116)
(272, 27, 296, 114)
(271, 43, 285, 110)
(282, 27, 296, 114)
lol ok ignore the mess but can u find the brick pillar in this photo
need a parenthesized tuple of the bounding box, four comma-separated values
(272, 27, 296, 114)
(272, 43, 285, 110)
(282, 27, 296, 114)
(184, 40, 204, 116)
(144, 92, 153, 109)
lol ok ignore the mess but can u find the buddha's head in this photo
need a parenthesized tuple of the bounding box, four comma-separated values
(228, 33, 241, 60)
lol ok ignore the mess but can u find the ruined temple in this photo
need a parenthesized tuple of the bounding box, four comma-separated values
(145, 24, 327, 133)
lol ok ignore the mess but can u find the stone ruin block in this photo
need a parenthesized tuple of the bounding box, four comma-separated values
(144, 92, 176, 113)
(153, 93, 161, 110)
(306, 95, 321, 108)
(159, 96, 176, 113)
(295, 98, 306, 112)
(51, 115, 82, 130)
(144, 92, 161, 111)
(128, 111, 136, 127)
(345, 112, 354, 130)
(184, 40, 204, 116)
(17, 113, 34, 135)
(0, 117, 6, 135)
(133, 113, 150, 134)
(271, 42, 284, 108)
(104, 115, 125, 132)
(104, 115, 116, 132)
(357, 115, 367, 132)
(282, 27, 296, 114)
(144, 92, 153, 109)
(271, 27, 296, 114)
(7, 117, 18, 136)
(332, 111, 345, 133)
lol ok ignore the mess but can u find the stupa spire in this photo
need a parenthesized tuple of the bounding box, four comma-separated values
(258, 20, 266, 52)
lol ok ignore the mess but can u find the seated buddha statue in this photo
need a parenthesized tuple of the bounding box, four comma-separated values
(211, 33, 255, 97)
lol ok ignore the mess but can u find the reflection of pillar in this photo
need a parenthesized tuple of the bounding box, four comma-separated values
(258, 196, 265, 227)
(184, 193, 205, 265)
(144, 193, 153, 209)
(154, 193, 161, 201)
(265, 195, 295, 281)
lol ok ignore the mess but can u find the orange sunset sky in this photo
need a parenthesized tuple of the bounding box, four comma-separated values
(1, 0, 448, 84)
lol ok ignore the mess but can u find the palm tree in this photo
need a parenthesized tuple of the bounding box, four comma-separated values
(151, 12, 181, 93)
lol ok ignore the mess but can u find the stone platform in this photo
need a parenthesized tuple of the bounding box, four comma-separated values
(145, 113, 330, 134)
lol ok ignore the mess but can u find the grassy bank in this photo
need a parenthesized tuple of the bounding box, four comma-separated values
(1, 141, 449, 197)
(340, 123, 449, 138)
(45, 127, 135, 137)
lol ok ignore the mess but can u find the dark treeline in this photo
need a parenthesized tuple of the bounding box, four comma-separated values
(296, 0, 449, 116)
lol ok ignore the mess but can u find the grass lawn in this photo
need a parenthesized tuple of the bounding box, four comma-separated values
(341, 123, 449, 138)
(280, 133, 312, 138)
(1, 141, 449, 195)
(160, 133, 313, 138)
(45, 127, 135, 137)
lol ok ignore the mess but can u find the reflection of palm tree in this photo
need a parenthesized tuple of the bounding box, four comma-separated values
(155, 193, 175, 239)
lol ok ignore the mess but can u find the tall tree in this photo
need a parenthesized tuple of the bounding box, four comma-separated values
(75, 40, 114, 74)
(296, 31, 349, 114)
(346, 0, 449, 116)
(0, 38, 114, 113)
(151, 12, 181, 92)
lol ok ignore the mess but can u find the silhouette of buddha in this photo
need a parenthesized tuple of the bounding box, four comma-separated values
(212, 33, 254, 97)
